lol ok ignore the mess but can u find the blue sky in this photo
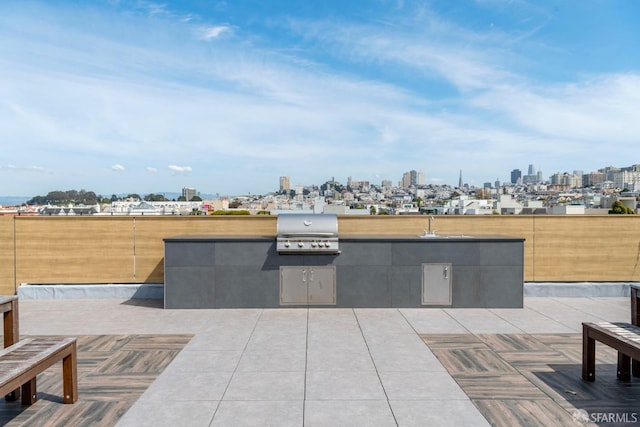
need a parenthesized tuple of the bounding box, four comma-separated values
(1, 0, 639, 197)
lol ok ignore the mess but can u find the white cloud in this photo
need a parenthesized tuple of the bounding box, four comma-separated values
(0, 165, 45, 173)
(470, 74, 640, 144)
(111, 164, 125, 172)
(168, 165, 192, 174)
(146, 167, 158, 173)
(284, 12, 519, 92)
(199, 25, 230, 40)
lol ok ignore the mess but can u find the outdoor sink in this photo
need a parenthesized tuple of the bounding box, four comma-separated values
(418, 231, 439, 238)
(418, 231, 472, 239)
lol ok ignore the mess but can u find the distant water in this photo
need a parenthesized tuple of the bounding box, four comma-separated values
(0, 196, 30, 206)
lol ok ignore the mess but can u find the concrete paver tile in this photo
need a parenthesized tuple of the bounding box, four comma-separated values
(304, 400, 396, 427)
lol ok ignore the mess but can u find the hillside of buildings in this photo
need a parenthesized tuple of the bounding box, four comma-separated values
(1, 164, 639, 216)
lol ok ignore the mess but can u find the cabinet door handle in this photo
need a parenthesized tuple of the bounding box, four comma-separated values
(443, 266, 448, 279)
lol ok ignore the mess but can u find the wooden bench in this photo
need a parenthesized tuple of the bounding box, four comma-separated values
(1, 295, 20, 400)
(582, 322, 640, 381)
(631, 284, 640, 376)
(0, 295, 19, 348)
(0, 337, 78, 404)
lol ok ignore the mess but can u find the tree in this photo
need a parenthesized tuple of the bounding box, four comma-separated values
(80, 190, 98, 205)
(476, 188, 491, 200)
(144, 193, 169, 202)
(609, 200, 636, 214)
(211, 210, 250, 215)
(370, 206, 377, 215)
(413, 197, 423, 210)
(26, 189, 98, 205)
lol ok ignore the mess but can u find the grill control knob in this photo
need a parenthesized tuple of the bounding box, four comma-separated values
(324, 241, 331, 248)
(311, 242, 317, 248)
(284, 241, 291, 248)
(298, 241, 304, 248)
(317, 241, 324, 247)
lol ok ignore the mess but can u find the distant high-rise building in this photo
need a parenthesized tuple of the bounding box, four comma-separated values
(279, 176, 291, 194)
(572, 171, 583, 188)
(510, 169, 522, 184)
(381, 179, 392, 189)
(522, 165, 541, 185)
(612, 169, 640, 190)
(401, 170, 425, 187)
(401, 172, 411, 187)
(584, 171, 605, 187)
(458, 170, 463, 188)
(347, 177, 370, 190)
(182, 187, 197, 201)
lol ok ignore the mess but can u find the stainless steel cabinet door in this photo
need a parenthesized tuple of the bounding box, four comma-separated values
(280, 267, 308, 305)
(307, 267, 336, 305)
(422, 263, 452, 306)
(280, 266, 336, 305)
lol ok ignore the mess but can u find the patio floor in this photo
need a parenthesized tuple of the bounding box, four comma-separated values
(0, 297, 635, 426)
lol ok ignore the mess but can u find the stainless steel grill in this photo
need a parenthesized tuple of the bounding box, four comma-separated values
(276, 213, 339, 254)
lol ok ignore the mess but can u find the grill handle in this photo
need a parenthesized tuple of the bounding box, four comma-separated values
(279, 233, 336, 238)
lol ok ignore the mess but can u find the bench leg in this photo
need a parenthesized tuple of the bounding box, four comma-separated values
(62, 342, 78, 404)
(3, 300, 20, 402)
(21, 378, 37, 405)
(582, 325, 596, 381)
(618, 352, 631, 381)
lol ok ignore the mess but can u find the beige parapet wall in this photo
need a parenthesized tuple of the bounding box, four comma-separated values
(1, 215, 639, 295)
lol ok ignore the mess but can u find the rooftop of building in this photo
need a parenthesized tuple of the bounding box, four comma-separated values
(1, 295, 637, 426)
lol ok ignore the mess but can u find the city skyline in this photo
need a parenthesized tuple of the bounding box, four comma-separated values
(4, 159, 638, 204)
(1, 1, 640, 197)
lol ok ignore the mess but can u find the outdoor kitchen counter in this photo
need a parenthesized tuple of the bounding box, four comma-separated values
(163, 234, 525, 309)
(163, 235, 274, 241)
(339, 234, 524, 241)
(163, 234, 523, 241)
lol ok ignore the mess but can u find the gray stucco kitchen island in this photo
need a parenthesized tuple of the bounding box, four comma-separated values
(163, 234, 525, 309)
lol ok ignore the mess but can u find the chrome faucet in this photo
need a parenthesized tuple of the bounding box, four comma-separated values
(428, 215, 434, 234)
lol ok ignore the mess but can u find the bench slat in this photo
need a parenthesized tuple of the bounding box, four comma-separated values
(585, 322, 640, 358)
(0, 339, 32, 358)
(0, 338, 76, 383)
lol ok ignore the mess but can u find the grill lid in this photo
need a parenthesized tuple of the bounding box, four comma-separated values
(276, 213, 339, 254)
